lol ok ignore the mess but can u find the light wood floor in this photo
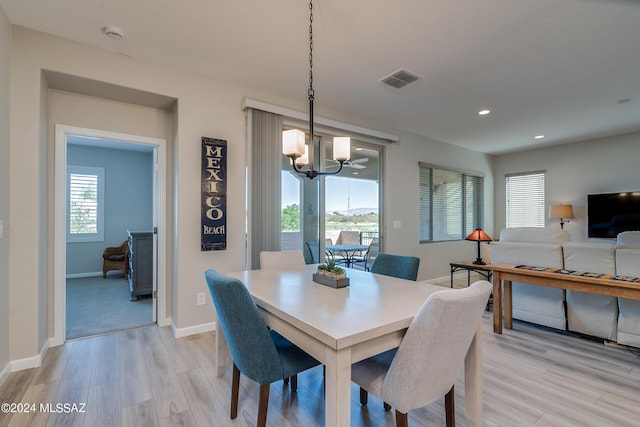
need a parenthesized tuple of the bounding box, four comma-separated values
(2, 276, 640, 426)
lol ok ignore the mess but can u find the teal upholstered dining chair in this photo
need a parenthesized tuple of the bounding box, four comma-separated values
(370, 253, 420, 281)
(352, 280, 492, 427)
(204, 269, 320, 427)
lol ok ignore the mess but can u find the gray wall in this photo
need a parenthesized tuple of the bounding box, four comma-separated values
(0, 5, 10, 376)
(493, 131, 640, 243)
(66, 144, 153, 275)
(8, 22, 637, 371)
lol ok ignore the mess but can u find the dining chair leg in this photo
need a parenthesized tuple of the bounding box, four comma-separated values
(257, 384, 270, 427)
(359, 387, 368, 405)
(445, 385, 455, 427)
(290, 374, 298, 392)
(231, 364, 240, 419)
(395, 410, 408, 427)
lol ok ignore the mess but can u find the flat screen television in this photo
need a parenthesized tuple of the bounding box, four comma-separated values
(588, 192, 640, 238)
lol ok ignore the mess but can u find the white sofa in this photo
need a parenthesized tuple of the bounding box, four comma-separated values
(490, 228, 570, 330)
(489, 228, 640, 345)
(616, 231, 640, 346)
(564, 242, 617, 340)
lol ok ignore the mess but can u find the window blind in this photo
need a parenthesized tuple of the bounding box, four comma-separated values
(506, 171, 545, 228)
(419, 163, 484, 242)
(67, 165, 105, 242)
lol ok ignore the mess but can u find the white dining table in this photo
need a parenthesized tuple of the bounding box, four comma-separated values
(216, 264, 483, 427)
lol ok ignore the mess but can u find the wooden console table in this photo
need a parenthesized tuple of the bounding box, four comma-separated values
(491, 263, 640, 334)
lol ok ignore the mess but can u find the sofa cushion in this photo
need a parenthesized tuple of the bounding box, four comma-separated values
(616, 248, 640, 277)
(562, 242, 616, 273)
(490, 242, 565, 267)
(617, 231, 640, 249)
(491, 239, 566, 329)
(499, 227, 570, 245)
(563, 242, 617, 341)
(616, 247, 640, 347)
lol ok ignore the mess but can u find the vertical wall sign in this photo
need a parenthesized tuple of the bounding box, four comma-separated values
(201, 137, 227, 251)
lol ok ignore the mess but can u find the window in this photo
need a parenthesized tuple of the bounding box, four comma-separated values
(506, 171, 545, 228)
(67, 165, 105, 242)
(419, 163, 484, 242)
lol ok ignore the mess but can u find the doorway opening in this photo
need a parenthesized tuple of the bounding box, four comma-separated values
(54, 125, 167, 344)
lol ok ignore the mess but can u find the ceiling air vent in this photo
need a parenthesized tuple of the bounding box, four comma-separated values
(379, 68, 423, 89)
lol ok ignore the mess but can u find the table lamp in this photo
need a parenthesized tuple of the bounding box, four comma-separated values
(465, 228, 492, 265)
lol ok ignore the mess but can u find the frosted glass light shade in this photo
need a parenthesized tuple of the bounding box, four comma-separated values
(333, 137, 351, 161)
(282, 129, 306, 157)
(295, 145, 309, 166)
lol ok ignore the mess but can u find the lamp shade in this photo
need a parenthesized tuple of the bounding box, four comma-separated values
(549, 204, 574, 219)
(282, 129, 306, 157)
(332, 137, 351, 161)
(465, 228, 492, 242)
(295, 145, 309, 166)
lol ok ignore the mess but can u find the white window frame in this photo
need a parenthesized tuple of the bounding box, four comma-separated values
(506, 171, 546, 228)
(67, 165, 105, 242)
(419, 163, 485, 243)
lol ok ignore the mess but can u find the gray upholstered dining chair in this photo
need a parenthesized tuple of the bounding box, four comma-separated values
(259, 249, 305, 269)
(205, 269, 320, 427)
(352, 280, 492, 427)
(370, 253, 420, 281)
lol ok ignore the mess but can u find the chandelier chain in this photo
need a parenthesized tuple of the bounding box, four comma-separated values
(282, 0, 348, 179)
(308, 0, 314, 99)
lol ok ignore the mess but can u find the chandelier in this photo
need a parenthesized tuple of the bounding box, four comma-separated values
(282, 0, 351, 180)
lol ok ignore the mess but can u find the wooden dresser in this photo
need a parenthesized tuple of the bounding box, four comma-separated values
(127, 230, 153, 301)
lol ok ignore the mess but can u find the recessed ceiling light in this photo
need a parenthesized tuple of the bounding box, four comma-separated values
(534, 135, 545, 139)
(478, 110, 491, 116)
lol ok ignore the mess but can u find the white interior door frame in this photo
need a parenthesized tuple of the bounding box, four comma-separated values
(53, 124, 168, 346)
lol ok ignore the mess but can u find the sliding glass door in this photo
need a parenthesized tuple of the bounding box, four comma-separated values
(280, 132, 382, 263)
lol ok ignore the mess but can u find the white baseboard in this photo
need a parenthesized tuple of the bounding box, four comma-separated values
(172, 321, 216, 339)
(158, 316, 171, 328)
(66, 271, 102, 279)
(421, 273, 451, 285)
(8, 339, 48, 373)
(422, 270, 489, 287)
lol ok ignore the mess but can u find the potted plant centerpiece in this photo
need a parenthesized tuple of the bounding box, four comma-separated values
(313, 260, 350, 288)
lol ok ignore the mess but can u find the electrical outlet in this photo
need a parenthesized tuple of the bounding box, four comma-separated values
(197, 292, 206, 306)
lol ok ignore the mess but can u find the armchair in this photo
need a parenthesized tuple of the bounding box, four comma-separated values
(102, 240, 129, 278)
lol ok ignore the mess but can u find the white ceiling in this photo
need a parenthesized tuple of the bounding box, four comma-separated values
(2, 0, 640, 155)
